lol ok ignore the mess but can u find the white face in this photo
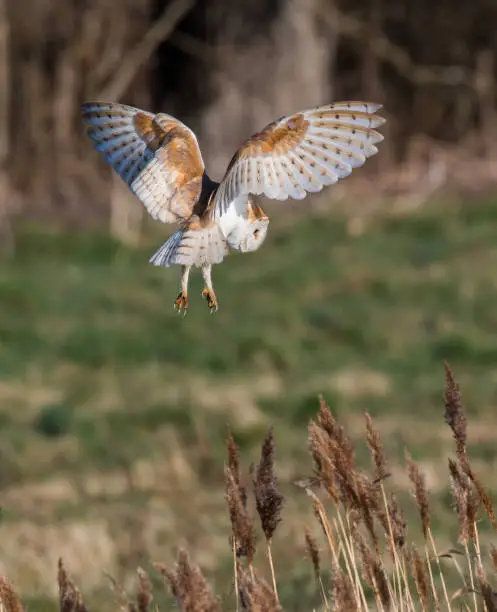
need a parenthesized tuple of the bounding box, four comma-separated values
(227, 217, 269, 253)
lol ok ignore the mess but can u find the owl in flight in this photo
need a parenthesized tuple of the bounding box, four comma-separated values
(81, 100, 386, 314)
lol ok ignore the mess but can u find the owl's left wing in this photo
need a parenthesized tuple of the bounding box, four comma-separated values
(212, 101, 386, 219)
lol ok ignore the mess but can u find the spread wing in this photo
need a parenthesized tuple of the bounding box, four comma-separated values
(81, 102, 205, 224)
(212, 101, 386, 218)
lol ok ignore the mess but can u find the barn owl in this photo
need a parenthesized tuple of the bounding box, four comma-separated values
(81, 100, 386, 314)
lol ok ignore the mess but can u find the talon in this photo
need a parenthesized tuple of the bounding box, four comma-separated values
(202, 288, 218, 313)
(174, 292, 188, 314)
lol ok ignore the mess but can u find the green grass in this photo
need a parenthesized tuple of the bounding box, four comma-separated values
(2, 197, 497, 609)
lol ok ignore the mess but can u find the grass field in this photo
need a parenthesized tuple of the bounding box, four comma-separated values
(1, 196, 497, 610)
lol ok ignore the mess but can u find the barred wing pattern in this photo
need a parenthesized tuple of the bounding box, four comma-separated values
(213, 102, 385, 218)
(81, 102, 205, 224)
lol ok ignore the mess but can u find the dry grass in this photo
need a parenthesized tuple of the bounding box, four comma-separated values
(2, 363, 497, 611)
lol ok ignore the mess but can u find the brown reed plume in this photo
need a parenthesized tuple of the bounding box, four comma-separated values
(307, 420, 339, 503)
(331, 563, 359, 612)
(304, 526, 321, 581)
(305, 526, 329, 609)
(355, 472, 381, 554)
(0, 576, 24, 612)
(156, 549, 221, 612)
(365, 412, 389, 484)
(225, 465, 257, 565)
(253, 428, 285, 543)
(448, 458, 477, 544)
(386, 492, 406, 550)
(320, 427, 358, 509)
(252, 427, 285, 603)
(57, 558, 90, 612)
(448, 457, 480, 611)
(237, 566, 282, 612)
(227, 426, 247, 508)
(356, 532, 390, 610)
(405, 452, 430, 539)
(317, 398, 356, 490)
(404, 451, 449, 610)
(443, 362, 467, 465)
(407, 544, 429, 612)
(131, 568, 153, 612)
(491, 545, 497, 573)
(466, 465, 497, 530)
(475, 560, 497, 612)
(444, 363, 496, 531)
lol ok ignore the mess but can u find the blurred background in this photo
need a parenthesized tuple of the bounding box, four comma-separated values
(2, 0, 497, 609)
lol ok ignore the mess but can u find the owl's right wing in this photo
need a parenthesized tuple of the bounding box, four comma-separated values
(81, 102, 205, 224)
(211, 101, 386, 220)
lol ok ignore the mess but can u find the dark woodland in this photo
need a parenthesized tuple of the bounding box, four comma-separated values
(3, 0, 497, 236)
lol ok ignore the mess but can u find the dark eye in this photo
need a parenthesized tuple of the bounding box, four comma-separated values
(253, 229, 259, 238)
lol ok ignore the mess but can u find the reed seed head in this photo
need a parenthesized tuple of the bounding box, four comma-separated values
(304, 526, 321, 581)
(406, 451, 431, 539)
(237, 567, 282, 612)
(332, 564, 359, 611)
(491, 545, 497, 573)
(448, 458, 477, 543)
(308, 421, 339, 503)
(407, 544, 428, 611)
(0, 576, 24, 612)
(135, 568, 152, 612)
(225, 465, 257, 562)
(465, 463, 496, 529)
(156, 549, 221, 612)
(444, 363, 467, 463)
(365, 412, 388, 483)
(227, 426, 247, 508)
(253, 427, 285, 542)
(476, 560, 497, 612)
(57, 558, 90, 612)
(356, 473, 381, 553)
(356, 533, 390, 610)
(388, 492, 407, 549)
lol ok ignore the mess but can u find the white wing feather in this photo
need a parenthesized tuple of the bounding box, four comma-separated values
(213, 101, 386, 219)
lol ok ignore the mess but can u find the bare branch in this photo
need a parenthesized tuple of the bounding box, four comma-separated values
(321, 1, 472, 88)
(98, 0, 195, 101)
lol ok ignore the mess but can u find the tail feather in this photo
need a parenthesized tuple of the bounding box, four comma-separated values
(149, 231, 183, 267)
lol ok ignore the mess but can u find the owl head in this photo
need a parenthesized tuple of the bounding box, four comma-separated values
(226, 197, 269, 253)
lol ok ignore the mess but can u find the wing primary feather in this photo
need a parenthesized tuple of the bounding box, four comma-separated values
(323, 101, 383, 113)
(308, 131, 380, 158)
(271, 158, 290, 200)
(311, 111, 386, 130)
(303, 140, 366, 170)
(308, 123, 384, 145)
(287, 151, 322, 193)
(279, 157, 308, 199)
(300, 142, 354, 178)
(274, 157, 306, 197)
(296, 149, 341, 185)
(264, 159, 282, 199)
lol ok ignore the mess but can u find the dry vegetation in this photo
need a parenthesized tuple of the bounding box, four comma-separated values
(1, 364, 497, 611)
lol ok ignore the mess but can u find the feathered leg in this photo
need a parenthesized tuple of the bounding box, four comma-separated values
(174, 265, 191, 315)
(201, 265, 218, 313)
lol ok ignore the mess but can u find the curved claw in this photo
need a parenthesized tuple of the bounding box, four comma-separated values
(174, 292, 188, 315)
(201, 288, 218, 314)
